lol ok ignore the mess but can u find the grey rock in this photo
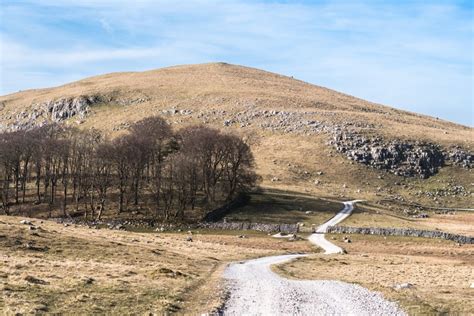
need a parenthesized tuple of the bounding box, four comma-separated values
(25, 275, 49, 285)
(394, 283, 413, 290)
(83, 277, 95, 285)
(331, 131, 446, 178)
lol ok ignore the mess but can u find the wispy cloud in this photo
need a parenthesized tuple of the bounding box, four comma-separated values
(0, 0, 472, 125)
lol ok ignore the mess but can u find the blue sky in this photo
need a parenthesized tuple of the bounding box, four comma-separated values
(0, 0, 473, 126)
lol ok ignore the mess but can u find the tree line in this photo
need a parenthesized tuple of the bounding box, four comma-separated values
(0, 116, 258, 221)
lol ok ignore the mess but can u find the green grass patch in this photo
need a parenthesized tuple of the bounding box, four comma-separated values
(224, 189, 342, 225)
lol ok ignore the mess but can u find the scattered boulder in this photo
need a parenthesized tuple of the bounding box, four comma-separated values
(412, 213, 429, 219)
(25, 275, 49, 285)
(83, 277, 95, 285)
(76, 294, 90, 302)
(34, 304, 49, 312)
(394, 283, 413, 290)
(288, 234, 298, 241)
(24, 243, 48, 252)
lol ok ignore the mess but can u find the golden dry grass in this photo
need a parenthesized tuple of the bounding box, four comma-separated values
(0, 215, 313, 315)
(274, 234, 474, 315)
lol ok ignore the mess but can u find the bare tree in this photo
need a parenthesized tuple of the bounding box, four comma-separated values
(130, 116, 173, 216)
(94, 142, 113, 219)
(221, 134, 258, 200)
(109, 135, 134, 213)
(0, 134, 13, 214)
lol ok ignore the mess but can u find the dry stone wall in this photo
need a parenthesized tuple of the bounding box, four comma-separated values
(327, 225, 473, 244)
(199, 221, 299, 234)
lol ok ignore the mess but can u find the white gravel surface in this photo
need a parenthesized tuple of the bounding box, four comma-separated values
(308, 200, 362, 254)
(222, 200, 406, 315)
(223, 254, 405, 316)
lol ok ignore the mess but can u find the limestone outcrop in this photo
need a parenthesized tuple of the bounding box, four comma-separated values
(447, 146, 473, 168)
(329, 131, 473, 178)
(45, 95, 101, 122)
(2, 94, 149, 131)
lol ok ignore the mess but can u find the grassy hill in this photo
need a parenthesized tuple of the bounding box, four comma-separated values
(1, 63, 472, 212)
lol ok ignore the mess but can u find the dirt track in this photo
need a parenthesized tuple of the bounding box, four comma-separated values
(222, 200, 405, 315)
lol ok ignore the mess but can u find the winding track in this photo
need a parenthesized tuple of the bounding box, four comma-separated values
(222, 200, 406, 315)
(308, 200, 363, 254)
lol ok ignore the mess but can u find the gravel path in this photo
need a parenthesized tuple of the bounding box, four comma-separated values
(223, 254, 405, 315)
(308, 200, 362, 254)
(222, 200, 406, 315)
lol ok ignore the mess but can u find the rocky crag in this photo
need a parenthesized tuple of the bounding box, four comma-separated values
(2, 94, 149, 131)
(329, 131, 472, 178)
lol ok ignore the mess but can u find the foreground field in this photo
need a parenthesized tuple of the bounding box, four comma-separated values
(0, 215, 312, 314)
(2, 196, 472, 315)
(275, 234, 474, 315)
